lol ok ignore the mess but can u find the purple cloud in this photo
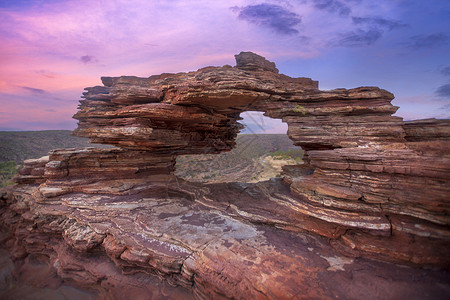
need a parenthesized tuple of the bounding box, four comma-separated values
(408, 33, 450, 49)
(232, 4, 301, 35)
(436, 83, 450, 99)
(0, 0, 448, 130)
(440, 66, 450, 76)
(335, 29, 382, 47)
(35, 70, 57, 78)
(313, 0, 351, 16)
(352, 16, 407, 30)
(80, 55, 95, 63)
(21, 86, 47, 94)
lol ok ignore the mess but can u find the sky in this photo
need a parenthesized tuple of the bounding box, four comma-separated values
(0, 0, 449, 133)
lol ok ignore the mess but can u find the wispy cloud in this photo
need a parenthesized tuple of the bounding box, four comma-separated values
(440, 66, 450, 76)
(352, 16, 407, 30)
(312, 0, 351, 16)
(335, 29, 382, 47)
(0, 92, 79, 131)
(35, 70, 57, 78)
(436, 83, 450, 99)
(0, 0, 448, 130)
(342, 16, 406, 47)
(408, 33, 450, 49)
(0, 0, 64, 10)
(232, 4, 302, 35)
(21, 86, 47, 94)
(80, 55, 96, 63)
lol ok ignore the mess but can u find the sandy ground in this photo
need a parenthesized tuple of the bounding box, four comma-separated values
(249, 155, 300, 183)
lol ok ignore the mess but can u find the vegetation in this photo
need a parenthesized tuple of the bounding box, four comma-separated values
(0, 161, 19, 187)
(268, 149, 304, 162)
(0, 131, 303, 186)
(0, 130, 110, 163)
(0, 130, 110, 187)
(176, 134, 303, 182)
(293, 104, 307, 115)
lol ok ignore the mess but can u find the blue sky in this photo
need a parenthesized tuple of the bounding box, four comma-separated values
(0, 0, 449, 132)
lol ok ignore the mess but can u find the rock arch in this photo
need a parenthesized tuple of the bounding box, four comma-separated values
(8, 52, 448, 275)
(4, 51, 449, 298)
(65, 52, 450, 266)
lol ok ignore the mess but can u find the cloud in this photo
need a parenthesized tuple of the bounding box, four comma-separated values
(232, 4, 301, 35)
(0, 0, 64, 10)
(441, 103, 450, 111)
(80, 55, 96, 63)
(436, 83, 450, 99)
(335, 29, 382, 47)
(21, 86, 47, 94)
(352, 16, 407, 30)
(17, 87, 67, 103)
(0, 91, 79, 131)
(440, 66, 450, 76)
(408, 33, 450, 49)
(35, 70, 57, 78)
(312, 0, 351, 16)
(0, 0, 448, 128)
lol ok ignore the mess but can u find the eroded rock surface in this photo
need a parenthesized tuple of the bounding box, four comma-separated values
(1, 52, 449, 299)
(2, 180, 449, 299)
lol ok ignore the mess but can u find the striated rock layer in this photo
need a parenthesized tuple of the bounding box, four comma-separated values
(72, 51, 450, 266)
(1, 52, 450, 299)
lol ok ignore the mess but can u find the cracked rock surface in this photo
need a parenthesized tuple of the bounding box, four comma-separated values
(1, 52, 449, 299)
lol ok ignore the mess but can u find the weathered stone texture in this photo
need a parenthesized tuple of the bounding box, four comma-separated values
(14, 155, 49, 184)
(2, 52, 450, 299)
(69, 51, 450, 266)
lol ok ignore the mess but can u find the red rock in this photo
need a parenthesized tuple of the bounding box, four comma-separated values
(14, 156, 49, 184)
(1, 52, 449, 299)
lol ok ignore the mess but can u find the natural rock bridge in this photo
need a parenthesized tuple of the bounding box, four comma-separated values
(2, 52, 449, 299)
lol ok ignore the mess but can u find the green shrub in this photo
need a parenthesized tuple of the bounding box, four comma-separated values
(0, 161, 20, 187)
(0, 161, 18, 176)
(268, 149, 303, 161)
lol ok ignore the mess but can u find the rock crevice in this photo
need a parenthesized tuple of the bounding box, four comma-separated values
(1, 52, 449, 299)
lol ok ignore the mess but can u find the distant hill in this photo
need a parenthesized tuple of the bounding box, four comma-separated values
(0, 131, 303, 186)
(0, 130, 111, 187)
(175, 134, 303, 183)
(0, 130, 108, 163)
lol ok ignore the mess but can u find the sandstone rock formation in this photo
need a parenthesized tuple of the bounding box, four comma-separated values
(1, 52, 449, 299)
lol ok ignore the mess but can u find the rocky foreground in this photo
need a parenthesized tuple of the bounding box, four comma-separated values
(1, 52, 449, 299)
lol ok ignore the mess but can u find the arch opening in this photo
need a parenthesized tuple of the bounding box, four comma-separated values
(175, 111, 303, 183)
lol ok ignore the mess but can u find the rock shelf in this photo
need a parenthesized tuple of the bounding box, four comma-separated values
(1, 52, 449, 299)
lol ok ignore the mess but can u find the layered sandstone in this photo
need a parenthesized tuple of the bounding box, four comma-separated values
(1, 52, 449, 299)
(70, 51, 450, 266)
(2, 179, 449, 299)
(14, 156, 49, 184)
(38, 147, 176, 197)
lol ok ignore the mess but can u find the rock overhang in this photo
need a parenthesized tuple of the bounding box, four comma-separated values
(69, 51, 450, 267)
(2, 51, 449, 299)
(73, 52, 395, 153)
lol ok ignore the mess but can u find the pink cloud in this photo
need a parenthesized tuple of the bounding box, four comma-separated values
(0, 92, 78, 130)
(0, 0, 448, 130)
